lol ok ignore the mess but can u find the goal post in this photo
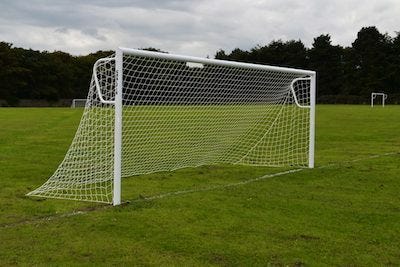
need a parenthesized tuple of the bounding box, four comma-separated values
(113, 48, 123, 206)
(71, 99, 87, 108)
(28, 47, 316, 205)
(309, 74, 316, 169)
(371, 92, 387, 107)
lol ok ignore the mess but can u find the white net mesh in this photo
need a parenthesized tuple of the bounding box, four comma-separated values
(28, 51, 313, 203)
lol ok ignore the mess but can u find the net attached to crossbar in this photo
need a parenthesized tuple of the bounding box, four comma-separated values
(28, 51, 313, 203)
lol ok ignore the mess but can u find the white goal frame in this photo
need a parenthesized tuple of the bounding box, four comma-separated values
(29, 47, 316, 206)
(371, 92, 387, 107)
(71, 99, 87, 108)
(110, 48, 316, 205)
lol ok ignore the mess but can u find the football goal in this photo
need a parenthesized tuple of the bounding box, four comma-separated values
(71, 99, 87, 108)
(371, 92, 387, 107)
(28, 47, 316, 205)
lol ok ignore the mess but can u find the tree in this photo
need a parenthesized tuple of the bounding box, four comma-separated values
(386, 32, 400, 102)
(1, 27, 400, 105)
(351, 26, 392, 97)
(227, 48, 251, 62)
(215, 49, 229, 60)
(140, 47, 168, 53)
(308, 34, 344, 99)
(248, 40, 308, 68)
(0, 42, 28, 105)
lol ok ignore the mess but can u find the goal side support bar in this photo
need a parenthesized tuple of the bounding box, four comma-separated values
(289, 76, 315, 168)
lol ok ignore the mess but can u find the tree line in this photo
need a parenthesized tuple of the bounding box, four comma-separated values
(0, 26, 399, 106)
(0, 43, 113, 106)
(216, 26, 400, 104)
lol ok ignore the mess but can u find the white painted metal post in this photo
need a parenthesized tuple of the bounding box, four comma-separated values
(119, 47, 315, 76)
(383, 94, 386, 107)
(113, 48, 123, 206)
(309, 73, 316, 168)
(371, 93, 374, 107)
(371, 93, 387, 108)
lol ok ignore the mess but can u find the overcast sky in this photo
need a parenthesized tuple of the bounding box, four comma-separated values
(0, 0, 399, 57)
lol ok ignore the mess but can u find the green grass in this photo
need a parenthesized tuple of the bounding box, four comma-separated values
(0, 105, 399, 266)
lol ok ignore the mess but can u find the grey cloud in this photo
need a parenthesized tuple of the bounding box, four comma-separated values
(0, 0, 399, 57)
(55, 27, 68, 34)
(81, 28, 107, 41)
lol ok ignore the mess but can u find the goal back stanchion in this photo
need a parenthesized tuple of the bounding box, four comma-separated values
(371, 92, 387, 107)
(28, 47, 316, 205)
(71, 99, 87, 108)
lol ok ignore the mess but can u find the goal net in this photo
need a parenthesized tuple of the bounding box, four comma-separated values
(28, 48, 316, 205)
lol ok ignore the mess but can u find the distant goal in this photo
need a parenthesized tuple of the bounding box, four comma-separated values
(28, 47, 316, 205)
(371, 92, 387, 107)
(71, 99, 86, 108)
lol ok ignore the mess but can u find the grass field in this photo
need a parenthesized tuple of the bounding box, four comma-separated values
(0, 105, 399, 266)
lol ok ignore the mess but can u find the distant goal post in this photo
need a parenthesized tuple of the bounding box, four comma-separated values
(28, 47, 316, 206)
(371, 92, 387, 107)
(71, 99, 87, 108)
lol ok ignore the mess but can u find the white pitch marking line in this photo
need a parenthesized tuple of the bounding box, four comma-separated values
(1, 151, 398, 228)
(141, 168, 304, 201)
(140, 152, 399, 201)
